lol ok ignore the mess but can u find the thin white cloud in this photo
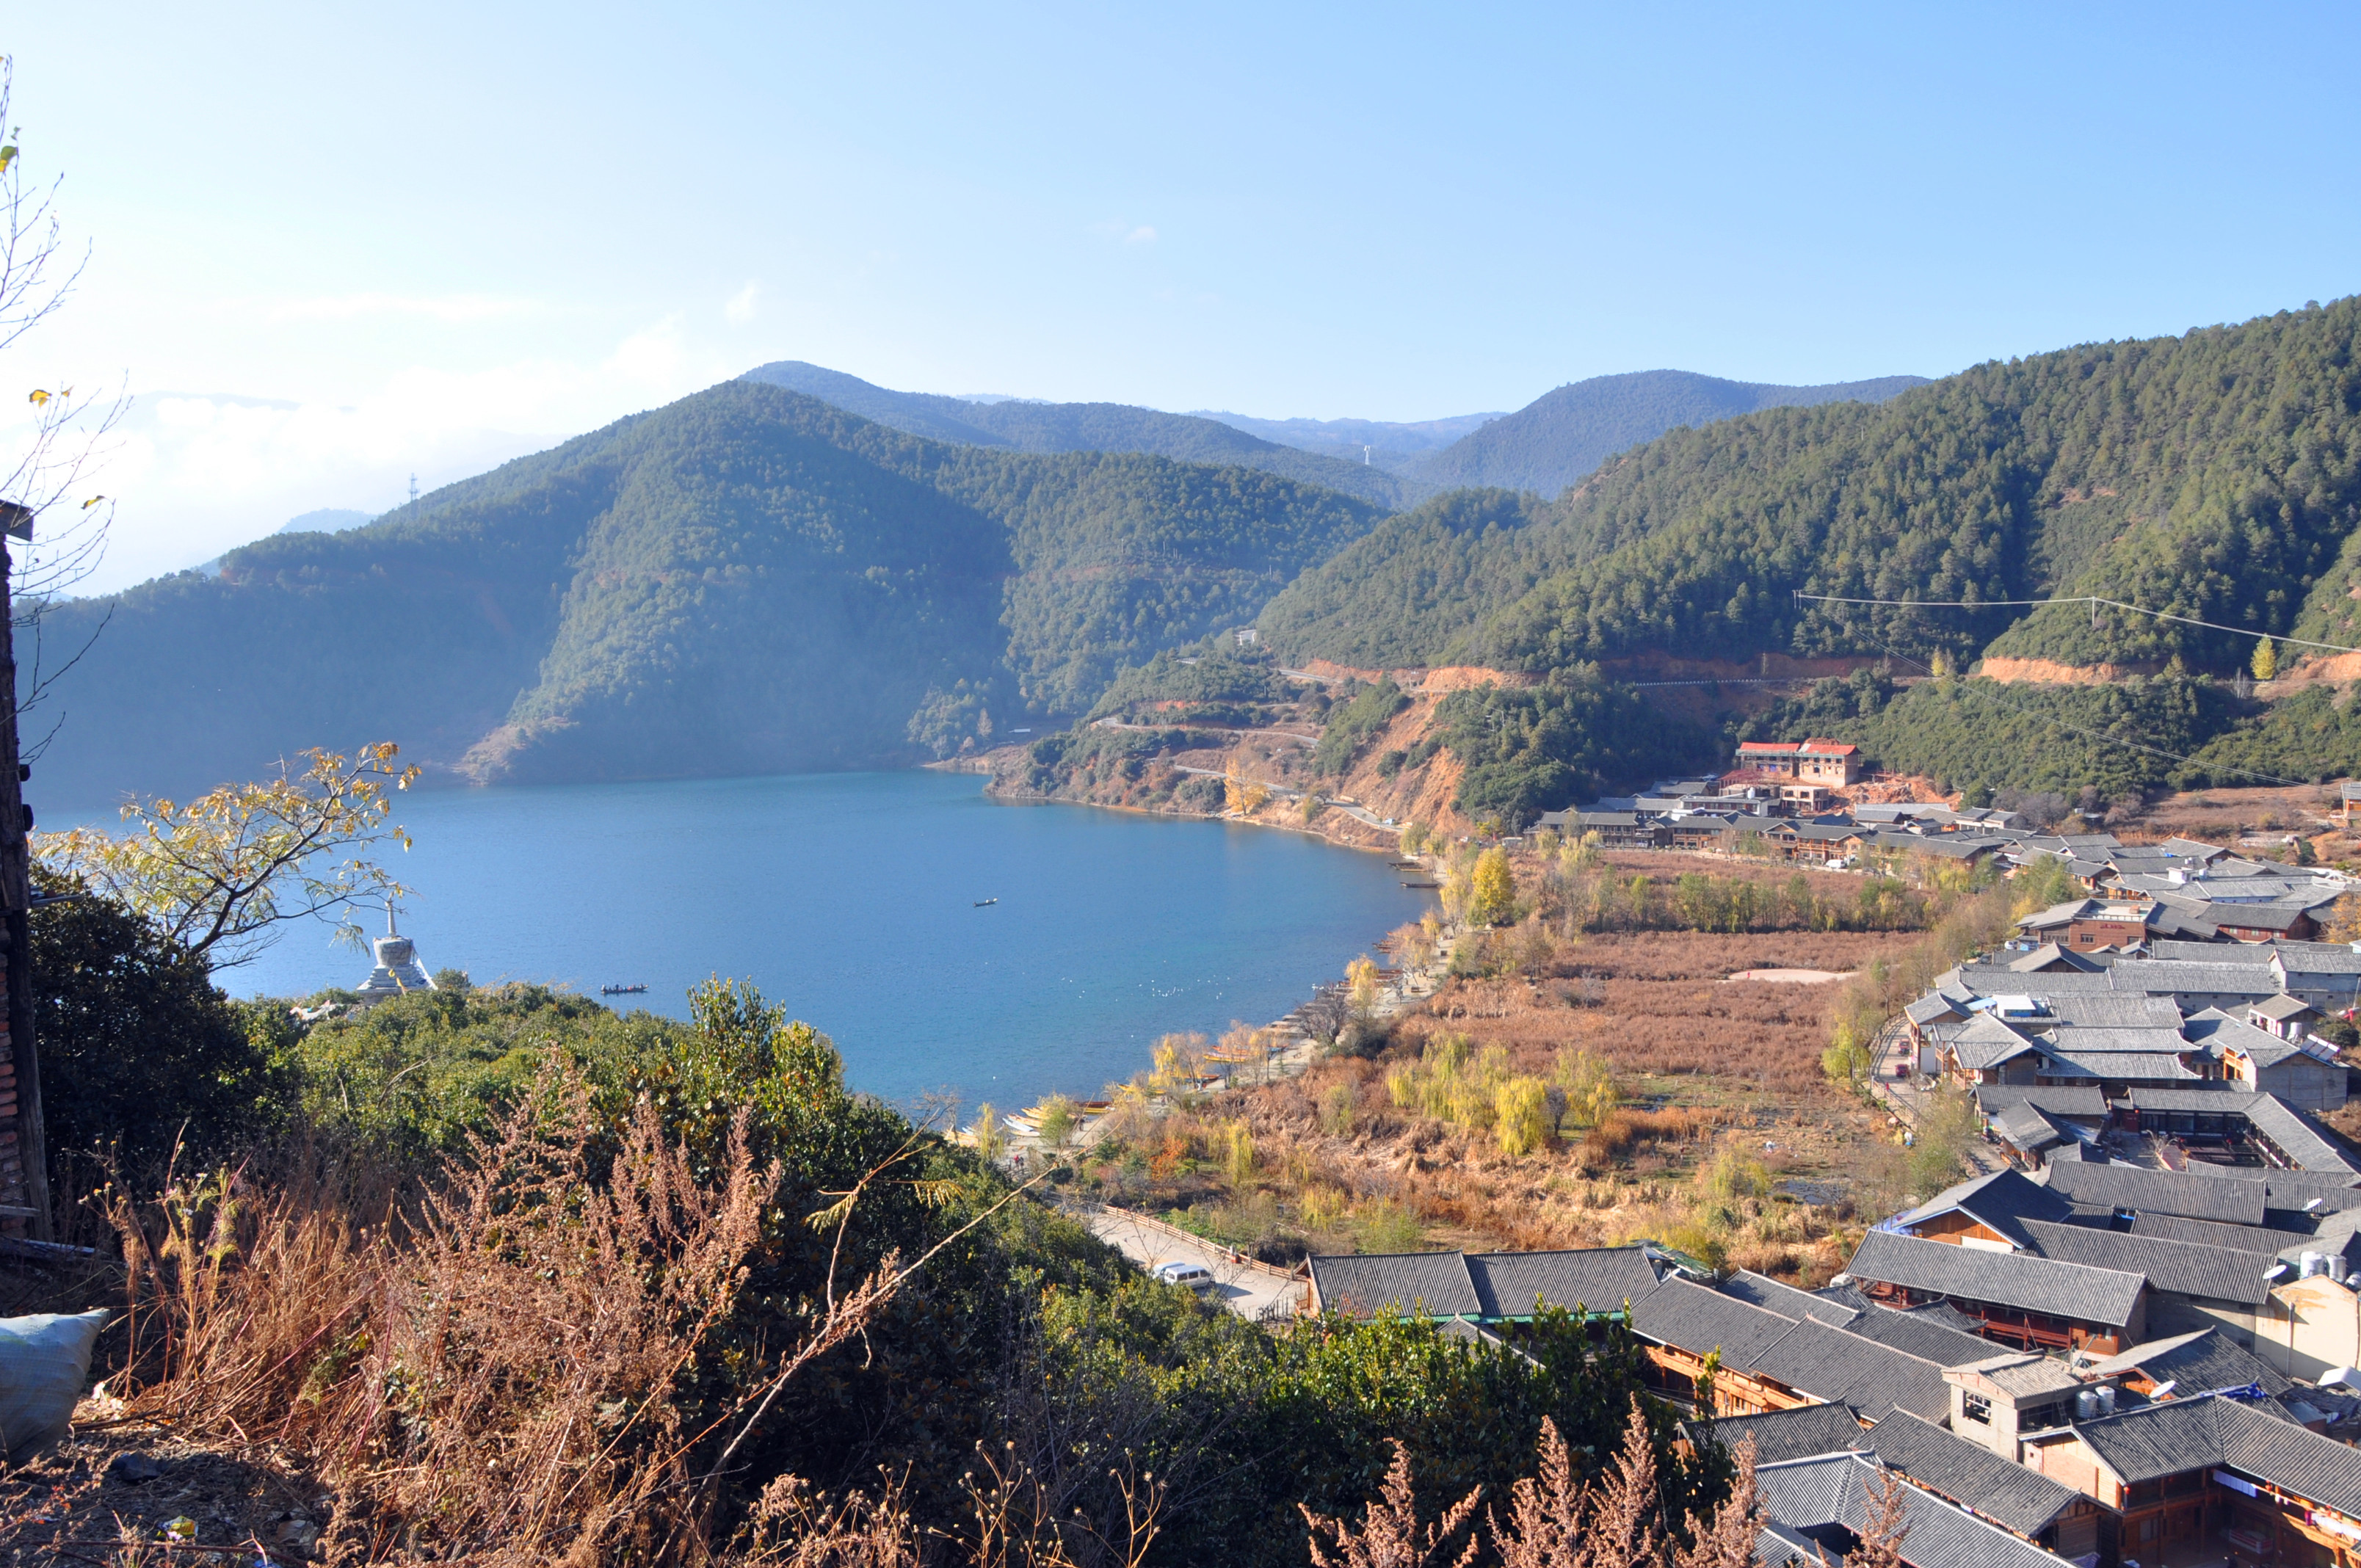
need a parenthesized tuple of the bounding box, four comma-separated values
(725, 281, 761, 324)
(1125, 225, 1157, 246)
(269, 293, 539, 324)
(48, 316, 739, 593)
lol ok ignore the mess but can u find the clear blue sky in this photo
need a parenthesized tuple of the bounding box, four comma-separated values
(7, 3, 2360, 586)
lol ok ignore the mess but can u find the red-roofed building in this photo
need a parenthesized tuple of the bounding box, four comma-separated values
(1798, 738, 1863, 785)
(1729, 739, 1866, 785)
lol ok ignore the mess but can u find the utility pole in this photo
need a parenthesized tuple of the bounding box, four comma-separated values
(409, 473, 420, 513)
(0, 501, 50, 1240)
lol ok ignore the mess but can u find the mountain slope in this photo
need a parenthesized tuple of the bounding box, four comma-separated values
(1405, 369, 1929, 498)
(740, 361, 1406, 508)
(1257, 301, 2361, 692)
(39, 383, 1382, 801)
(1188, 409, 1503, 472)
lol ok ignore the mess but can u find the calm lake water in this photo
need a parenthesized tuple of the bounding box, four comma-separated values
(114, 772, 1433, 1114)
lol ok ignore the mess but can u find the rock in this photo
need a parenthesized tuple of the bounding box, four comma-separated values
(278, 1519, 322, 1552)
(106, 1451, 165, 1484)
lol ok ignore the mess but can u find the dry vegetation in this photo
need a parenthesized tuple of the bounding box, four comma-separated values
(1075, 922, 1919, 1285)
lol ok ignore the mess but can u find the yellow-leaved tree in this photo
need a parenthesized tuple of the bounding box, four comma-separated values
(35, 743, 419, 968)
(2253, 635, 2279, 683)
(1468, 846, 1517, 926)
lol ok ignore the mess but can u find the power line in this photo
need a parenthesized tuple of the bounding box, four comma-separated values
(1791, 591, 2361, 659)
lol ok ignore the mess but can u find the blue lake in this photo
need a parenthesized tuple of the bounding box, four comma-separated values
(126, 772, 1432, 1115)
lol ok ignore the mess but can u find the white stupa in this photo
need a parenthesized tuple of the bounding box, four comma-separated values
(352, 908, 437, 1003)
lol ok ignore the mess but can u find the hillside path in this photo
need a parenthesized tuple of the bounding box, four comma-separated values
(1078, 1202, 1306, 1321)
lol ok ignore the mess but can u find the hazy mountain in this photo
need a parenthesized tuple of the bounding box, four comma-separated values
(741, 362, 1407, 508)
(280, 507, 375, 534)
(40, 382, 1381, 802)
(1404, 369, 1929, 497)
(1189, 410, 1504, 473)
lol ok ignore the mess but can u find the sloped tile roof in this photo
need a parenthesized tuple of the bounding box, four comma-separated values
(1680, 1402, 1867, 1464)
(1466, 1247, 1659, 1318)
(2124, 1211, 2302, 1255)
(1754, 1453, 2081, 1568)
(1896, 1169, 2075, 1249)
(2017, 1218, 2274, 1306)
(1718, 1269, 1862, 1325)
(1973, 1084, 2110, 1121)
(1840, 1304, 1998, 1368)
(1846, 1230, 2147, 1328)
(2072, 1395, 2361, 1516)
(1864, 1409, 2081, 1536)
(2081, 1326, 2291, 1398)
(1625, 1277, 1799, 1368)
(2039, 1160, 2267, 1224)
(1308, 1252, 1479, 1318)
(1749, 1317, 1953, 1423)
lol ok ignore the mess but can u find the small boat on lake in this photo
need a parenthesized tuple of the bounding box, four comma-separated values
(973, 897, 998, 907)
(601, 984, 649, 995)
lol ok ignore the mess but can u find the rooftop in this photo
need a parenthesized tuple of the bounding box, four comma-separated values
(1845, 1230, 2147, 1328)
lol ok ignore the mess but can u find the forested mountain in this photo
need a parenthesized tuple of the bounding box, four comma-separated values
(1401, 369, 1929, 498)
(740, 361, 1406, 508)
(1259, 302, 2361, 681)
(1189, 408, 1502, 472)
(37, 383, 1379, 802)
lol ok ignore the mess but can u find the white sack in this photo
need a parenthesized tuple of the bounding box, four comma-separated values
(0, 1310, 108, 1461)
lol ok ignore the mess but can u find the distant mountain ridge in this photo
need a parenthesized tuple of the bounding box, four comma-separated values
(1189, 409, 1504, 473)
(1402, 369, 1930, 498)
(40, 383, 1382, 802)
(741, 361, 1408, 509)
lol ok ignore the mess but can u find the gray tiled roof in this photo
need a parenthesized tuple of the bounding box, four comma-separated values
(2148, 939, 2275, 966)
(2034, 995, 2187, 1027)
(2034, 1048, 2203, 1083)
(2113, 962, 2287, 998)
(1947, 1013, 2042, 1069)
(1846, 1230, 2147, 1327)
(1841, 1304, 2007, 1368)
(1680, 1402, 1868, 1465)
(2070, 1393, 2227, 1482)
(1753, 1453, 2081, 1568)
(2029, 1025, 2195, 1054)
(2125, 1211, 2306, 1255)
(1907, 992, 1970, 1026)
(2136, 1092, 2361, 1175)
(2039, 1160, 2267, 1224)
(1749, 1316, 1953, 1423)
(1626, 1277, 1800, 1368)
(1719, 1269, 1862, 1325)
(1973, 1084, 2110, 1121)
(1896, 1169, 2075, 1249)
(2081, 1326, 2291, 1398)
(1308, 1252, 1479, 1317)
(2072, 1395, 2361, 1516)
(2017, 1218, 2275, 1306)
(1863, 1409, 2081, 1536)
(2184, 1006, 2321, 1070)
(1467, 1247, 1659, 1318)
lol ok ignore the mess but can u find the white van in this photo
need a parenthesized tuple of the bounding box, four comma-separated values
(1154, 1260, 1218, 1293)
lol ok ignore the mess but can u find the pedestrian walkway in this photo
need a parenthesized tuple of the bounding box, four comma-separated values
(1079, 1203, 1305, 1321)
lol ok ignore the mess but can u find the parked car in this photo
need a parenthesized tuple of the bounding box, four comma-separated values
(1154, 1260, 1218, 1293)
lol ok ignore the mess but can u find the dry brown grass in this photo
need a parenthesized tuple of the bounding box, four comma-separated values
(1082, 929, 1909, 1271)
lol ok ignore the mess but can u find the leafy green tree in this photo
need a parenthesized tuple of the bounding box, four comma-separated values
(29, 872, 290, 1179)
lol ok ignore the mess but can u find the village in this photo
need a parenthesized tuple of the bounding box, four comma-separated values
(1004, 722, 2361, 1568)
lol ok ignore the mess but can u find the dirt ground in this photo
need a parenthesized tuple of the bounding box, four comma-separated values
(2133, 784, 2348, 844)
